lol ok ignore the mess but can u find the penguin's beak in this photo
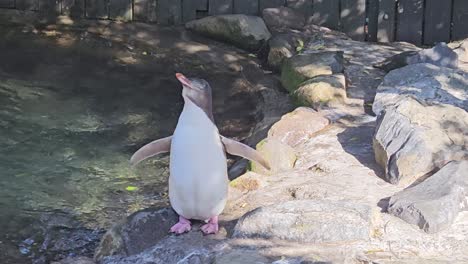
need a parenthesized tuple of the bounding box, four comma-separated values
(176, 73, 196, 90)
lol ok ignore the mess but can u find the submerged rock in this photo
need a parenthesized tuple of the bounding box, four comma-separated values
(233, 200, 372, 243)
(185, 15, 271, 51)
(388, 160, 468, 233)
(292, 74, 346, 109)
(268, 107, 329, 147)
(281, 52, 344, 92)
(374, 42, 459, 71)
(262, 7, 306, 30)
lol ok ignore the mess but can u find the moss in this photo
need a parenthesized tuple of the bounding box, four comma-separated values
(280, 58, 307, 93)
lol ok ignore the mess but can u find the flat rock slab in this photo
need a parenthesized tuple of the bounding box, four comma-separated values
(281, 51, 344, 92)
(233, 200, 372, 243)
(388, 160, 468, 233)
(185, 14, 271, 51)
(374, 42, 459, 72)
(262, 7, 305, 30)
(268, 107, 329, 147)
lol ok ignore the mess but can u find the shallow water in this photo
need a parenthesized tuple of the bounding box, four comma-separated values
(0, 24, 259, 263)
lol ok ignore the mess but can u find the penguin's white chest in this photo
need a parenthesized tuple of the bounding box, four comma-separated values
(169, 100, 228, 220)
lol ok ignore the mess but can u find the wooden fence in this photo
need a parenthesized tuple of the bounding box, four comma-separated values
(0, 0, 467, 45)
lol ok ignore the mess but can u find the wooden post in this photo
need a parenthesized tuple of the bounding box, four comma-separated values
(423, 0, 452, 45)
(377, 0, 396, 42)
(452, 0, 468, 40)
(396, 0, 424, 45)
(341, 0, 366, 41)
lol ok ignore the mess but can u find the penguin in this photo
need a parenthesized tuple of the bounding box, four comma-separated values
(130, 73, 270, 235)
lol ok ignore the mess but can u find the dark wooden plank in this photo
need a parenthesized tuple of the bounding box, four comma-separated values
(0, 0, 15, 8)
(367, 0, 379, 41)
(377, 0, 396, 42)
(134, 0, 157, 22)
(310, 0, 340, 30)
(182, 0, 197, 22)
(109, 0, 132, 21)
(396, 0, 424, 45)
(196, 0, 208, 10)
(157, 0, 182, 25)
(340, 0, 366, 41)
(16, 0, 39, 10)
(233, 0, 259, 15)
(259, 0, 285, 12)
(209, 0, 233, 15)
(286, 0, 312, 17)
(423, 0, 452, 45)
(86, 0, 109, 19)
(62, 0, 85, 18)
(452, 0, 468, 40)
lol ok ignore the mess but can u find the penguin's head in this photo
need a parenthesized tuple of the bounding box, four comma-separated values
(175, 73, 214, 120)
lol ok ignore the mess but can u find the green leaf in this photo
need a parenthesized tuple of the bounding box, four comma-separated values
(126, 186, 139, 191)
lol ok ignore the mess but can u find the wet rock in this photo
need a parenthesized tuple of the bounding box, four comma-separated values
(229, 171, 266, 192)
(268, 107, 329, 147)
(185, 15, 272, 51)
(267, 33, 302, 71)
(373, 97, 468, 186)
(374, 43, 459, 72)
(233, 200, 372, 243)
(388, 160, 468, 233)
(281, 52, 344, 92)
(100, 232, 224, 264)
(250, 138, 296, 175)
(94, 207, 178, 261)
(373, 63, 468, 115)
(292, 74, 346, 109)
(213, 249, 269, 263)
(262, 7, 306, 30)
(51, 256, 95, 264)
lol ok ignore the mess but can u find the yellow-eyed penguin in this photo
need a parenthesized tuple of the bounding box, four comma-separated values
(130, 73, 270, 235)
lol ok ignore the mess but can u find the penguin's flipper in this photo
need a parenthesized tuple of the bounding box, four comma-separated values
(221, 136, 271, 170)
(130, 136, 172, 166)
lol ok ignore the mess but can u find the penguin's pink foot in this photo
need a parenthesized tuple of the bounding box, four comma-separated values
(170, 216, 191, 234)
(201, 216, 219, 235)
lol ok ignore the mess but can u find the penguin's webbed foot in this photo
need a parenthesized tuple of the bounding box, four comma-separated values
(170, 216, 191, 234)
(201, 216, 219, 235)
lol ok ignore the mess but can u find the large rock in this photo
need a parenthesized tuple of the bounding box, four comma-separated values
(185, 15, 272, 51)
(373, 97, 468, 186)
(229, 171, 267, 192)
(233, 200, 372, 243)
(268, 107, 329, 147)
(100, 232, 224, 264)
(250, 138, 296, 175)
(457, 39, 468, 62)
(374, 42, 459, 72)
(388, 160, 468, 233)
(267, 33, 305, 71)
(94, 207, 178, 261)
(213, 250, 269, 264)
(292, 74, 346, 109)
(281, 52, 344, 92)
(373, 63, 468, 115)
(262, 7, 306, 30)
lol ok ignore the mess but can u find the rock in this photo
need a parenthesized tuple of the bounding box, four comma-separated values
(213, 249, 269, 263)
(292, 74, 346, 109)
(373, 97, 468, 186)
(262, 7, 306, 30)
(233, 200, 372, 243)
(374, 43, 459, 72)
(229, 171, 266, 192)
(388, 160, 468, 233)
(228, 158, 249, 180)
(457, 39, 468, 62)
(267, 33, 305, 71)
(185, 15, 272, 51)
(281, 52, 344, 92)
(373, 63, 468, 115)
(268, 107, 329, 147)
(51, 257, 95, 264)
(94, 207, 178, 261)
(100, 232, 224, 264)
(250, 138, 296, 175)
